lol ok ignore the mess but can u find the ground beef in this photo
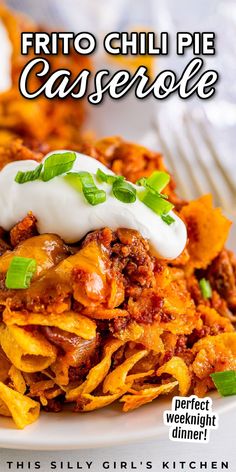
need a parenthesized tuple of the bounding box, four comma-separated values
(109, 316, 129, 334)
(10, 212, 38, 246)
(0, 139, 43, 171)
(111, 228, 155, 290)
(127, 290, 163, 324)
(174, 335, 194, 365)
(82, 227, 159, 324)
(83, 227, 155, 293)
(68, 357, 98, 382)
(0, 237, 10, 256)
(81, 227, 113, 250)
(42, 396, 64, 413)
(207, 249, 236, 312)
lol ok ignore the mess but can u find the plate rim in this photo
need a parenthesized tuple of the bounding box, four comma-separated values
(0, 393, 235, 450)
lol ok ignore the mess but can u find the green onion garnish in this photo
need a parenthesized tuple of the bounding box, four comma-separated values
(65, 171, 106, 205)
(137, 171, 174, 224)
(199, 278, 212, 299)
(146, 171, 170, 193)
(63, 172, 82, 191)
(15, 164, 43, 184)
(5, 256, 37, 289)
(161, 214, 175, 225)
(96, 168, 123, 185)
(97, 168, 136, 203)
(139, 190, 174, 216)
(41, 152, 76, 182)
(136, 177, 147, 187)
(112, 179, 136, 203)
(211, 371, 236, 397)
(136, 171, 170, 195)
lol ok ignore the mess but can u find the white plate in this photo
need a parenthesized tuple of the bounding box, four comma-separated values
(0, 220, 235, 450)
(0, 392, 236, 450)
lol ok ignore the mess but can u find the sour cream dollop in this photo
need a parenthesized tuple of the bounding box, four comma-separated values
(0, 151, 187, 259)
(0, 19, 12, 92)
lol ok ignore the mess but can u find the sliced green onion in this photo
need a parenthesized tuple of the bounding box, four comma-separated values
(199, 278, 212, 299)
(112, 179, 136, 203)
(41, 152, 76, 182)
(15, 163, 43, 184)
(96, 168, 123, 185)
(136, 171, 170, 195)
(5, 256, 37, 289)
(146, 171, 170, 193)
(63, 172, 82, 192)
(97, 168, 136, 203)
(137, 171, 174, 224)
(65, 171, 106, 205)
(136, 177, 147, 187)
(79, 172, 106, 205)
(161, 214, 175, 225)
(211, 371, 236, 397)
(139, 190, 174, 216)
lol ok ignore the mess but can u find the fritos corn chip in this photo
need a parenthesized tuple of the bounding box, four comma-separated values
(8, 365, 26, 394)
(114, 321, 144, 342)
(3, 308, 96, 340)
(157, 356, 191, 396)
(66, 339, 124, 401)
(77, 389, 128, 412)
(0, 381, 40, 428)
(139, 323, 164, 352)
(120, 381, 178, 412)
(0, 324, 57, 372)
(103, 350, 148, 394)
(0, 347, 11, 382)
(180, 195, 231, 269)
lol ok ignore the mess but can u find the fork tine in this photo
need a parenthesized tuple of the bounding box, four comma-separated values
(171, 128, 204, 197)
(152, 122, 190, 200)
(184, 118, 229, 209)
(197, 121, 236, 196)
(153, 112, 233, 211)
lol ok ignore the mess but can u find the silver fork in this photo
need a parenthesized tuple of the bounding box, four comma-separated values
(152, 107, 236, 214)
